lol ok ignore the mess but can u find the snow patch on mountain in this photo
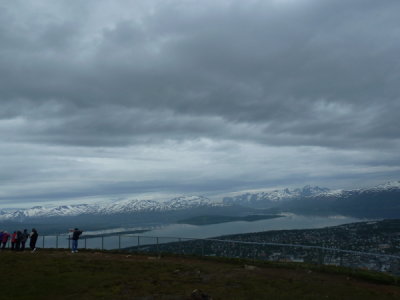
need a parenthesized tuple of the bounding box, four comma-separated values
(371, 181, 400, 190)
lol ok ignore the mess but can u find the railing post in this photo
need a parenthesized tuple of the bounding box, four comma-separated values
(156, 237, 159, 255)
(56, 235, 59, 249)
(118, 235, 121, 250)
(42, 236, 45, 249)
(84, 237, 87, 249)
(137, 236, 140, 247)
(202, 239, 205, 256)
(68, 235, 71, 249)
(101, 236, 104, 250)
(179, 238, 182, 254)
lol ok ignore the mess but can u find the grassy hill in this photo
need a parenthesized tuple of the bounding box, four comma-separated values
(0, 250, 399, 299)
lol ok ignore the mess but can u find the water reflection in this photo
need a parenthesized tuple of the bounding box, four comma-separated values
(141, 214, 362, 239)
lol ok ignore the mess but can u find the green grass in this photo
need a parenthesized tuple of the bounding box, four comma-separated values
(0, 249, 399, 299)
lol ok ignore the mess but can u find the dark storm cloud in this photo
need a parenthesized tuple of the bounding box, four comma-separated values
(1, 0, 399, 150)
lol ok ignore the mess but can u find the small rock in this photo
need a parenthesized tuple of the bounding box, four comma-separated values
(191, 289, 212, 300)
(244, 265, 257, 270)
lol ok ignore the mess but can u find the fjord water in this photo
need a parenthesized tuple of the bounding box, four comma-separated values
(43, 214, 362, 250)
(143, 214, 362, 239)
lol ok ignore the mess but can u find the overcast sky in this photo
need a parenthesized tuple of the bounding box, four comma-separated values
(1, 0, 399, 208)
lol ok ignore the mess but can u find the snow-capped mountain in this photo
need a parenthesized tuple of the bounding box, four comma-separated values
(96, 196, 220, 214)
(222, 181, 400, 218)
(365, 180, 400, 191)
(280, 181, 400, 218)
(223, 185, 330, 207)
(312, 181, 400, 200)
(0, 204, 101, 222)
(162, 196, 219, 210)
(99, 199, 160, 214)
(1, 181, 399, 223)
(0, 195, 222, 222)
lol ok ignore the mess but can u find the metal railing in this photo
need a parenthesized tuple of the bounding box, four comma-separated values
(2, 234, 400, 275)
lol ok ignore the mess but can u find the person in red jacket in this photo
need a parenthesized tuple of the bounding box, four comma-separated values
(1, 231, 10, 249)
(11, 231, 17, 250)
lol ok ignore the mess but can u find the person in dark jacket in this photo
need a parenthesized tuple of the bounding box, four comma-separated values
(16, 230, 22, 251)
(30, 228, 38, 252)
(20, 229, 29, 251)
(70, 228, 83, 253)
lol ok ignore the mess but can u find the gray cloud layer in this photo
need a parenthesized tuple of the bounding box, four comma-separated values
(1, 0, 399, 206)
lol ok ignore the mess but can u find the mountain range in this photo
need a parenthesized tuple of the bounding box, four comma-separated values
(279, 181, 400, 218)
(0, 196, 221, 222)
(223, 181, 400, 218)
(1, 181, 399, 228)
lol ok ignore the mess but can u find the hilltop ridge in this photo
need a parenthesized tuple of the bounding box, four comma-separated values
(1, 250, 399, 299)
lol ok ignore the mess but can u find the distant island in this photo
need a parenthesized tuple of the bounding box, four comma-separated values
(177, 214, 282, 225)
(83, 229, 149, 239)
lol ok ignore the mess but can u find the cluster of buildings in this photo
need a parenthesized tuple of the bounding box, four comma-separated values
(135, 220, 400, 275)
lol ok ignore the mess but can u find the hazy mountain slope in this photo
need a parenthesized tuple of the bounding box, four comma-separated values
(222, 182, 400, 218)
(279, 182, 400, 218)
(222, 185, 329, 208)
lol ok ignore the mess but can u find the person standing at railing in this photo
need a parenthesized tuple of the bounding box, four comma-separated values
(20, 229, 29, 251)
(69, 228, 83, 253)
(30, 228, 38, 252)
(1, 231, 10, 249)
